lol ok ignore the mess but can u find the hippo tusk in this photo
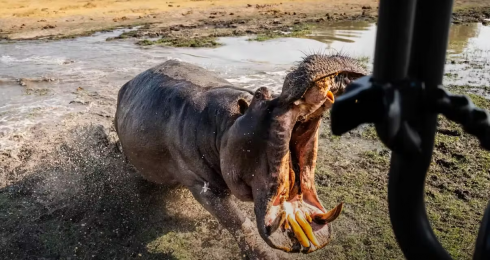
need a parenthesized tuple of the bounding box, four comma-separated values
(278, 211, 287, 232)
(287, 214, 311, 248)
(304, 211, 313, 223)
(313, 202, 344, 224)
(295, 211, 320, 247)
(288, 166, 296, 196)
(326, 90, 335, 103)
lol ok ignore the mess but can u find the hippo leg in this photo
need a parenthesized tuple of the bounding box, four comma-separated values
(188, 184, 279, 260)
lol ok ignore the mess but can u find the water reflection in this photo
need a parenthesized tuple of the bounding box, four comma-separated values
(305, 21, 489, 61)
(448, 23, 480, 54)
(306, 21, 376, 59)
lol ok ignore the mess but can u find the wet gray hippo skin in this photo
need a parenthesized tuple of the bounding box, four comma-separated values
(115, 55, 367, 259)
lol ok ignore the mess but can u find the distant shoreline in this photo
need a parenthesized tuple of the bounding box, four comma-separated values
(1, 0, 489, 43)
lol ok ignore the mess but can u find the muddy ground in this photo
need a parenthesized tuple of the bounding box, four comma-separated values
(1, 0, 490, 43)
(2, 0, 490, 260)
(1, 83, 490, 259)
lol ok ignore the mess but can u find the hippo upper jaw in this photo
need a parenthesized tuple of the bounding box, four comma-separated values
(220, 54, 366, 254)
(249, 91, 343, 253)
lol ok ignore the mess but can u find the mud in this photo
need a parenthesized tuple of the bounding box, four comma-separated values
(1, 0, 489, 43)
(2, 80, 490, 260)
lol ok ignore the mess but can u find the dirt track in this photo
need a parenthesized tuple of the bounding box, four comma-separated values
(1, 0, 490, 41)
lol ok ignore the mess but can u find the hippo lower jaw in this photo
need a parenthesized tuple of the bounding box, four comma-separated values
(258, 76, 344, 254)
(261, 192, 344, 253)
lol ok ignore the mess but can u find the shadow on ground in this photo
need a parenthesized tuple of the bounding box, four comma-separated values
(0, 124, 227, 260)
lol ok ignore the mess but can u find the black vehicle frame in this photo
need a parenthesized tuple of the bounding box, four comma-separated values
(330, 0, 490, 259)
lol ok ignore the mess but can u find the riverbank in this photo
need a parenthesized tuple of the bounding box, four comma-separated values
(1, 0, 489, 43)
(1, 84, 489, 259)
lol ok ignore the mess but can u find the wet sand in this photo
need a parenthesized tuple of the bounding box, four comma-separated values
(1, 0, 490, 41)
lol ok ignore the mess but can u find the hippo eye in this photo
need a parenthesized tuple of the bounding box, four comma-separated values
(254, 92, 262, 99)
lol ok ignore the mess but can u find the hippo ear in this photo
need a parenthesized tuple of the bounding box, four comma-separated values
(237, 99, 249, 114)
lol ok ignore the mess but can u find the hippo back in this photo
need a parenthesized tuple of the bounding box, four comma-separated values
(114, 59, 253, 186)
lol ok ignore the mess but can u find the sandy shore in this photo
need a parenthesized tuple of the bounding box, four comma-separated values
(1, 0, 489, 41)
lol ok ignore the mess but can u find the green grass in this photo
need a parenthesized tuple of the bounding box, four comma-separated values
(136, 36, 222, 48)
(247, 24, 313, 42)
(311, 85, 490, 259)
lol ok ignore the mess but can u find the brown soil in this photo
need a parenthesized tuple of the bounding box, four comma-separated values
(1, 0, 489, 41)
(1, 82, 490, 259)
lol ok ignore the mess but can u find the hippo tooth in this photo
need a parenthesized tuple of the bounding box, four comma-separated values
(304, 211, 313, 223)
(326, 90, 335, 103)
(287, 214, 310, 248)
(295, 211, 320, 247)
(313, 202, 344, 224)
(278, 211, 287, 232)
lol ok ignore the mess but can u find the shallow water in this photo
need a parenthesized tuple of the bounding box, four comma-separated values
(0, 21, 489, 150)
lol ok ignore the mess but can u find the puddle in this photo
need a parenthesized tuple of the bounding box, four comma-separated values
(0, 22, 489, 150)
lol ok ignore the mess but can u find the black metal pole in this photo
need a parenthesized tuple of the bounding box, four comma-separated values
(332, 0, 490, 259)
(385, 0, 454, 259)
(372, 0, 416, 81)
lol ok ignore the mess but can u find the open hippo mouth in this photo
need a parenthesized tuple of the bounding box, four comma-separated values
(256, 54, 367, 253)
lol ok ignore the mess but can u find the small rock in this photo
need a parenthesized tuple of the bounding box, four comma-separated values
(247, 4, 252, 7)
(316, 18, 325, 22)
(168, 4, 173, 7)
(42, 24, 56, 29)
(69, 100, 89, 105)
(362, 6, 372, 9)
(209, 15, 216, 19)
(483, 20, 489, 26)
(229, 12, 234, 15)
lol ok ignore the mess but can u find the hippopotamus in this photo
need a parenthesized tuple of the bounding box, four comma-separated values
(114, 54, 367, 259)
